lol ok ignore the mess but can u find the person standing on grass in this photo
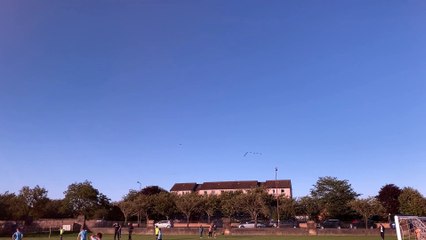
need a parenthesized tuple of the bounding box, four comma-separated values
(155, 225, 159, 240)
(60, 227, 64, 240)
(157, 228, 162, 240)
(128, 223, 134, 240)
(77, 227, 88, 240)
(118, 223, 122, 240)
(114, 223, 120, 240)
(379, 224, 385, 240)
(199, 225, 204, 238)
(208, 225, 212, 238)
(12, 227, 23, 240)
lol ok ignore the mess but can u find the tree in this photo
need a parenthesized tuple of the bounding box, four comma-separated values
(141, 186, 167, 196)
(153, 192, 176, 220)
(93, 193, 112, 219)
(18, 185, 49, 220)
(174, 193, 203, 227)
(134, 194, 155, 224)
(121, 190, 141, 225)
(310, 176, 359, 219)
(398, 187, 426, 216)
(202, 194, 220, 224)
(43, 199, 72, 218)
(278, 196, 296, 220)
(237, 187, 270, 226)
(0, 191, 18, 220)
(120, 187, 166, 227)
(376, 184, 402, 217)
(62, 180, 110, 220)
(219, 191, 242, 220)
(349, 197, 385, 229)
(117, 200, 135, 224)
(106, 205, 125, 221)
(295, 196, 320, 222)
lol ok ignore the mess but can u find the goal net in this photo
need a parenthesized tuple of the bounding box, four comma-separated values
(395, 215, 426, 240)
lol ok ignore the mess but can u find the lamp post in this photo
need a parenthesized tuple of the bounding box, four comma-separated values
(275, 167, 279, 228)
(136, 181, 142, 227)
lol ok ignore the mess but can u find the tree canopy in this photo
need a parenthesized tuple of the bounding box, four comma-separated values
(62, 180, 111, 220)
(349, 197, 385, 229)
(398, 187, 426, 216)
(310, 176, 359, 219)
(377, 184, 401, 216)
(2, 178, 426, 223)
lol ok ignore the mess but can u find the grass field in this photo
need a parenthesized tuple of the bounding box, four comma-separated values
(1, 233, 398, 240)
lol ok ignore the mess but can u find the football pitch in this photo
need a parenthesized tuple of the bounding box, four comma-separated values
(2, 234, 398, 240)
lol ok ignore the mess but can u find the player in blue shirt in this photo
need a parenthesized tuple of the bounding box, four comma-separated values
(12, 228, 23, 240)
(77, 227, 88, 240)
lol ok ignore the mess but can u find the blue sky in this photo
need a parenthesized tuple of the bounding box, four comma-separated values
(1, 0, 425, 202)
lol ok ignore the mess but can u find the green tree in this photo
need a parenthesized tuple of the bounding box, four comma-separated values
(279, 196, 296, 220)
(376, 184, 401, 216)
(153, 192, 176, 220)
(121, 187, 164, 227)
(310, 176, 359, 219)
(219, 191, 242, 220)
(93, 193, 112, 219)
(18, 185, 49, 220)
(174, 193, 203, 227)
(106, 205, 125, 221)
(202, 194, 220, 224)
(398, 187, 426, 216)
(63, 180, 110, 221)
(141, 186, 167, 196)
(134, 194, 155, 224)
(43, 199, 72, 218)
(117, 200, 136, 224)
(237, 187, 270, 226)
(295, 196, 320, 221)
(0, 191, 18, 220)
(121, 190, 140, 225)
(349, 197, 385, 229)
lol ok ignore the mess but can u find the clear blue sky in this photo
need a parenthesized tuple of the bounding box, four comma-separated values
(1, 0, 425, 202)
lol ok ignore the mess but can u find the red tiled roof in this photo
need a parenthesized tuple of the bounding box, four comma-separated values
(262, 180, 292, 188)
(170, 180, 292, 193)
(170, 183, 198, 192)
(197, 181, 259, 190)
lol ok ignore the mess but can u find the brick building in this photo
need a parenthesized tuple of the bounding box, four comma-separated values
(170, 179, 292, 198)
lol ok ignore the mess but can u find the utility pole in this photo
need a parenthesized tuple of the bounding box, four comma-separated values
(136, 181, 142, 227)
(275, 167, 279, 228)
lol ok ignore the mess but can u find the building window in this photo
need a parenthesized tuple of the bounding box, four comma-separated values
(204, 191, 207, 195)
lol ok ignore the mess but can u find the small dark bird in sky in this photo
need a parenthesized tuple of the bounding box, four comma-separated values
(244, 151, 262, 157)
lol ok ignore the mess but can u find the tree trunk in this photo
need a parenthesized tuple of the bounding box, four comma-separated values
(186, 215, 190, 228)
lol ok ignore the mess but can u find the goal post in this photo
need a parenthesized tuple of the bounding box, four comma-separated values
(395, 215, 426, 240)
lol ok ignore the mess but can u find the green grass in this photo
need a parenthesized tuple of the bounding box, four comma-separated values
(1, 233, 398, 240)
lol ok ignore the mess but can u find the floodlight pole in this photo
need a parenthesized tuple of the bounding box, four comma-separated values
(275, 167, 279, 228)
(136, 181, 142, 227)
